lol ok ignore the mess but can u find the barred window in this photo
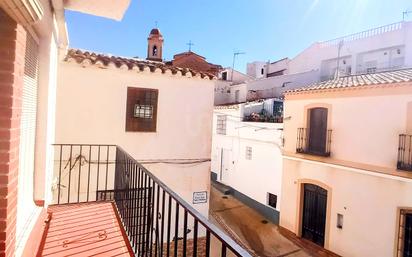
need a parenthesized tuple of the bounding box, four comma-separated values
(245, 146, 252, 160)
(216, 115, 227, 135)
(397, 209, 412, 257)
(267, 193, 277, 209)
(126, 87, 158, 132)
(134, 104, 153, 119)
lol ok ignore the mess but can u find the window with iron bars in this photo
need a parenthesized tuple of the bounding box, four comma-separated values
(216, 115, 227, 135)
(245, 146, 252, 160)
(134, 104, 153, 119)
(126, 87, 158, 132)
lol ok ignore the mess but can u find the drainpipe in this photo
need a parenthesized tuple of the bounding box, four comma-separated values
(51, 0, 69, 59)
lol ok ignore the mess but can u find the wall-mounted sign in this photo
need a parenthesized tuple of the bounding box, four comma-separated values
(193, 191, 208, 204)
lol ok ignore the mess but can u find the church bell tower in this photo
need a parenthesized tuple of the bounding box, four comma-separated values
(147, 28, 164, 62)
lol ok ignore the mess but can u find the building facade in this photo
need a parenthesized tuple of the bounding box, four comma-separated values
(211, 99, 284, 224)
(280, 69, 412, 257)
(216, 21, 412, 106)
(56, 49, 216, 217)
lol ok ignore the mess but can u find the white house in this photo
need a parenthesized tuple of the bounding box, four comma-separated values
(211, 98, 284, 224)
(56, 47, 216, 217)
(218, 21, 412, 105)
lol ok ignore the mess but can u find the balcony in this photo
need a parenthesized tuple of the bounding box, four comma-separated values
(398, 134, 412, 171)
(40, 144, 251, 257)
(243, 114, 283, 123)
(296, 128, 332, 157)
(356, 61, 405, 75)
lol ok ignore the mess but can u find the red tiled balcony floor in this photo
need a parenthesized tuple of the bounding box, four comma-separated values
(39, 202, 134, 257)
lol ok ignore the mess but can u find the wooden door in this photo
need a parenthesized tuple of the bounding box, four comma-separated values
(308, 108, 328, 155)
(302, 184, 327, 247)
(405, 213, 412, 257)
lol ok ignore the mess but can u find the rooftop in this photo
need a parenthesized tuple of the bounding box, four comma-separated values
(64, 49, 216, 80)
(285, 68, 412, 94)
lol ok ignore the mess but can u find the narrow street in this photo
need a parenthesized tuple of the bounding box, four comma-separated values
(209, 185, 339, 257)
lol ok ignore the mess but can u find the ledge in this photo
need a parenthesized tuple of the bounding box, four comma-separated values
(283, 151, 412, 180)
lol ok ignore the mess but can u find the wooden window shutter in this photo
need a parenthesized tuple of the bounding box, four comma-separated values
(126, 87, 158, 132)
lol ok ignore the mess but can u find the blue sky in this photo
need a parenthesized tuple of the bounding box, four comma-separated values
(66, 0, 412, 72)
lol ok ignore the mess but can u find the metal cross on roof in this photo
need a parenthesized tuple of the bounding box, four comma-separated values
(187, 41, 194, 52)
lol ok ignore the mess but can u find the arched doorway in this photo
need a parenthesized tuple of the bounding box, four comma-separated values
(301, 183, 328, 246)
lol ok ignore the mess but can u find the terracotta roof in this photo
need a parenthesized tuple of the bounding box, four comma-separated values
(64, 49, 216, 80)
(286, 68, 412, 94)
(214, 103, 240, 110)
(173, 51, 206, 60)
(170, 51, 223, 76)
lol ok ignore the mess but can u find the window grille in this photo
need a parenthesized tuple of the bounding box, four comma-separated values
(245, 146, 252, 160)
(216, 115, 227, 135)
(126, 87, 158, 132)
(268, 193, 277, 209)
(134, 104, 153, 119)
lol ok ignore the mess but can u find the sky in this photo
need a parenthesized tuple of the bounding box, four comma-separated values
(65, 0, 412, 73)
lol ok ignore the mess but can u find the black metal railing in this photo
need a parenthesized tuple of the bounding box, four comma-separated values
(53, 144, 251, 257)
(398, 134, 412, 171)
(296, 128, 332, 157)
(243, 114, 283, 123)
(52, 144, 117, 204)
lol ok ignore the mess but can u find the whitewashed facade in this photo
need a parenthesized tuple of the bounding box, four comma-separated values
(280, 70, 412, 257)
(56, 53, 215, 217)
(218, 21, 412, 105)
(211, 99, 283, 223)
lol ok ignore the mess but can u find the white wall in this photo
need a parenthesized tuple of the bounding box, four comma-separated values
(283, 88, 412, 168)
(214, 81, 247, 105)
(246, 70, 319, 100)
(281, 158, 412, 257)
(56, 63, 215, 216)
(218, 68, 252, 84)
(289, 21, 412, 75)
(15, 0, 61, 255)
(267, 58, 289, 75)
(211, 107, 284, 211)
(246, 61, 266, 79)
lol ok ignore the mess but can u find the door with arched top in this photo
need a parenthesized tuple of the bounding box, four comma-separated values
(302, 183, 327, 246)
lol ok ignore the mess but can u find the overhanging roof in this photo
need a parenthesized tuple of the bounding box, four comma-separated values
(285, 68, 412, 94)
(64, 0, 131, 21)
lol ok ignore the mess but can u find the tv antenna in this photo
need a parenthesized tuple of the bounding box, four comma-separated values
(335, 40, 344, 79)
(231, 51, 246, 81)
